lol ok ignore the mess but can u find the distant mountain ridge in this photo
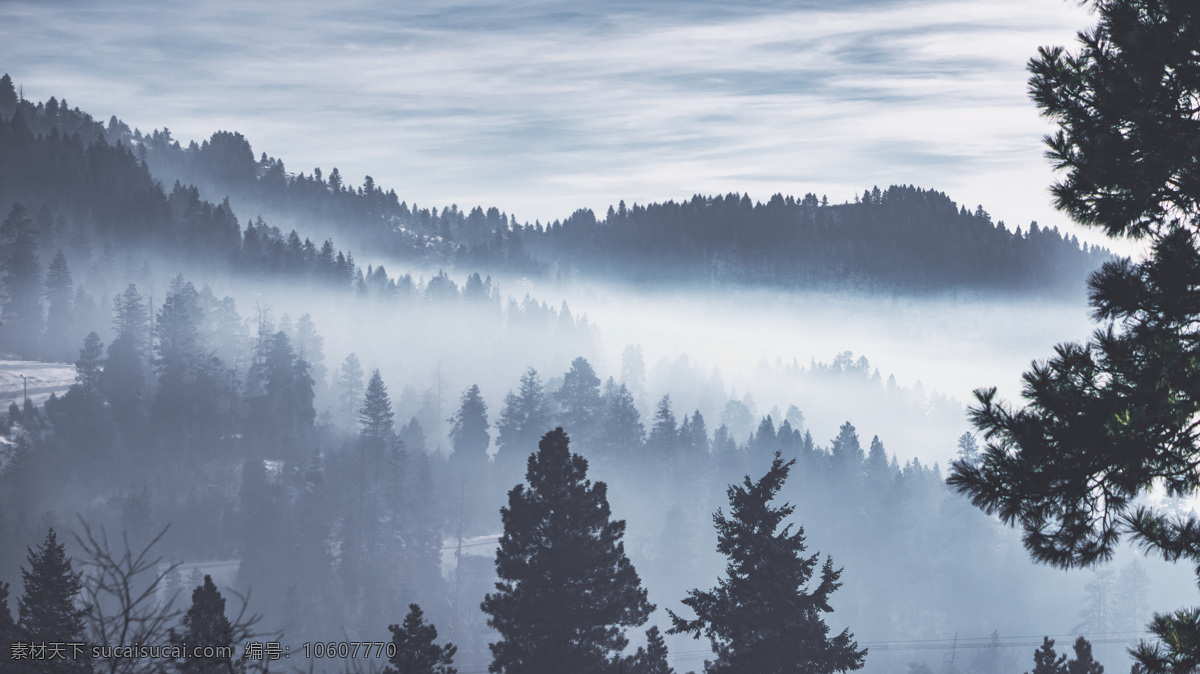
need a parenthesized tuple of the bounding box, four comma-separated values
(0, 72, 1107, 294)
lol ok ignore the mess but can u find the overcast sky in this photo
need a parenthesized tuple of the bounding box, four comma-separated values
(1, 0, 1108, 245)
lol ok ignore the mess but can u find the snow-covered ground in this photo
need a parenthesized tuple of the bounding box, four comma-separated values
(0, 360, 76, 409)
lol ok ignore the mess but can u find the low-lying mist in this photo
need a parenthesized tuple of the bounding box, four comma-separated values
(4, 235, 1190, 674)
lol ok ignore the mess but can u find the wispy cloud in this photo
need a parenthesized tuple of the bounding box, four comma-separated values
(2, 0, 1098, 240)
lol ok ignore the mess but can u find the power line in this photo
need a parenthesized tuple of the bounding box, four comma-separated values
(660, 629, 1154, 664)
(381, 629, 1159, 672)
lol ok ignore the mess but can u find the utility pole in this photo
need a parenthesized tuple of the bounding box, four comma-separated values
(452, 478, 466, 637)
(946, 632, 959, 674)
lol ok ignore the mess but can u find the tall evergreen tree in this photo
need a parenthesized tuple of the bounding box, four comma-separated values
(624, 626, 675, 674)
(449, 383, 493, 530)
(556, 357, 603, 439)
(339, 353, 365, 429)
(0, 203, 44, 358)
(247, 330, 314, 457)
(153, 276, 206, 425)
(0, 73, 17, 117)
(496, 367, 550, 466)
(669, 452, 866, 673)
(955, 432, 979, 464)
(482, 428, 653, 673)
(102, 285, 149, 426)
(17, 528, 87, 644)
(43, 249, 74, 361)
(943, 2, 1200, 669)
(601, 380, 644, 456)
(0, 580, 16, 666)
(648, 394, 678, 454)
(449, 384, 490, 462)
(830, 422, 864, 482)
(384, 604, 458, 674)
(169, 575, 235, 674)
(865, 435, 890, 490)
(361, 369, 396, 441)
(1027, 637, 1066, 674)
(1065, 636, 1103, 674)
(294, 313, 327, 392)
(73, 332, 104, 396)
(748, 415, 778, 459)
(48, 331, 114, 461)
(684, 410, 710, 455)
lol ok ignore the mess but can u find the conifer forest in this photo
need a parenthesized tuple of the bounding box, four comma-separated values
(3, 0, 1200, 672)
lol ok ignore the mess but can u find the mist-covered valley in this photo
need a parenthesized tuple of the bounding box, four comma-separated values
(0, 66, 1195, 674)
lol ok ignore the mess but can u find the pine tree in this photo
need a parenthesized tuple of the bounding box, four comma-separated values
(17, 528, 87, 644)
(339, 353, 365, 429)
(0, 203, 44, 358)
(865, 435, 890, 486)
(43, 249, 74, 361)
(153, 277, 205, 424)
(245, 330, 314, 457)
(1027, 637, 1066, 674)
(669, 452, 866, 673)
(482, 428, 653, 673)
(361, 369, 395, 440)
(447, 383, 493, 530)
(830, 422, 864, 482)
(1065, 636, 1103, 674)
(169, 575, 235, 674)
(943, 3, 1200, 668)
(48, 331, 114, 459)
(557, 357, 603, 439)
(955, 432, 978, 464)
(74, 332, 104, 396)
(294, 313, 327, 391)
(624, 626, 675, 674)
(749, 415, 777, 458)
(496, 367, 550, 457)
(1115, 559, 1150, 632)
(0, 73, 17, 117)
(648, 395, 678, 454)
(102, 285, 149, 426)
(0, 580, 15, 666)
(384, 604, 458, 674)
(449, 384, 490, 461)
(601, 380, 644, 455)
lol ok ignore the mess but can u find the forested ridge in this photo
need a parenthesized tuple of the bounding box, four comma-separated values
(0, 71, 1107, 298)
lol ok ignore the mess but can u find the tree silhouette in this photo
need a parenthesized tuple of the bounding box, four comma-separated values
(622, 626, 675, 674)
(43, 249, 74, 361)
(384, 604, 457, 674)
(0, 203, 43, 358)
(360, 369, 395, 441)
(0, 580, 14, 666)
(946, 1, 1200, 670)
(1066, 636, 1104, 674)
(17, 528, 87, 644)
(169, 575, 235, 674)
(670, 452, 866, 673)
(339, 353, 365, 429)
(1027, 637, 1066, 674)
(482, 428, 653, 673)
